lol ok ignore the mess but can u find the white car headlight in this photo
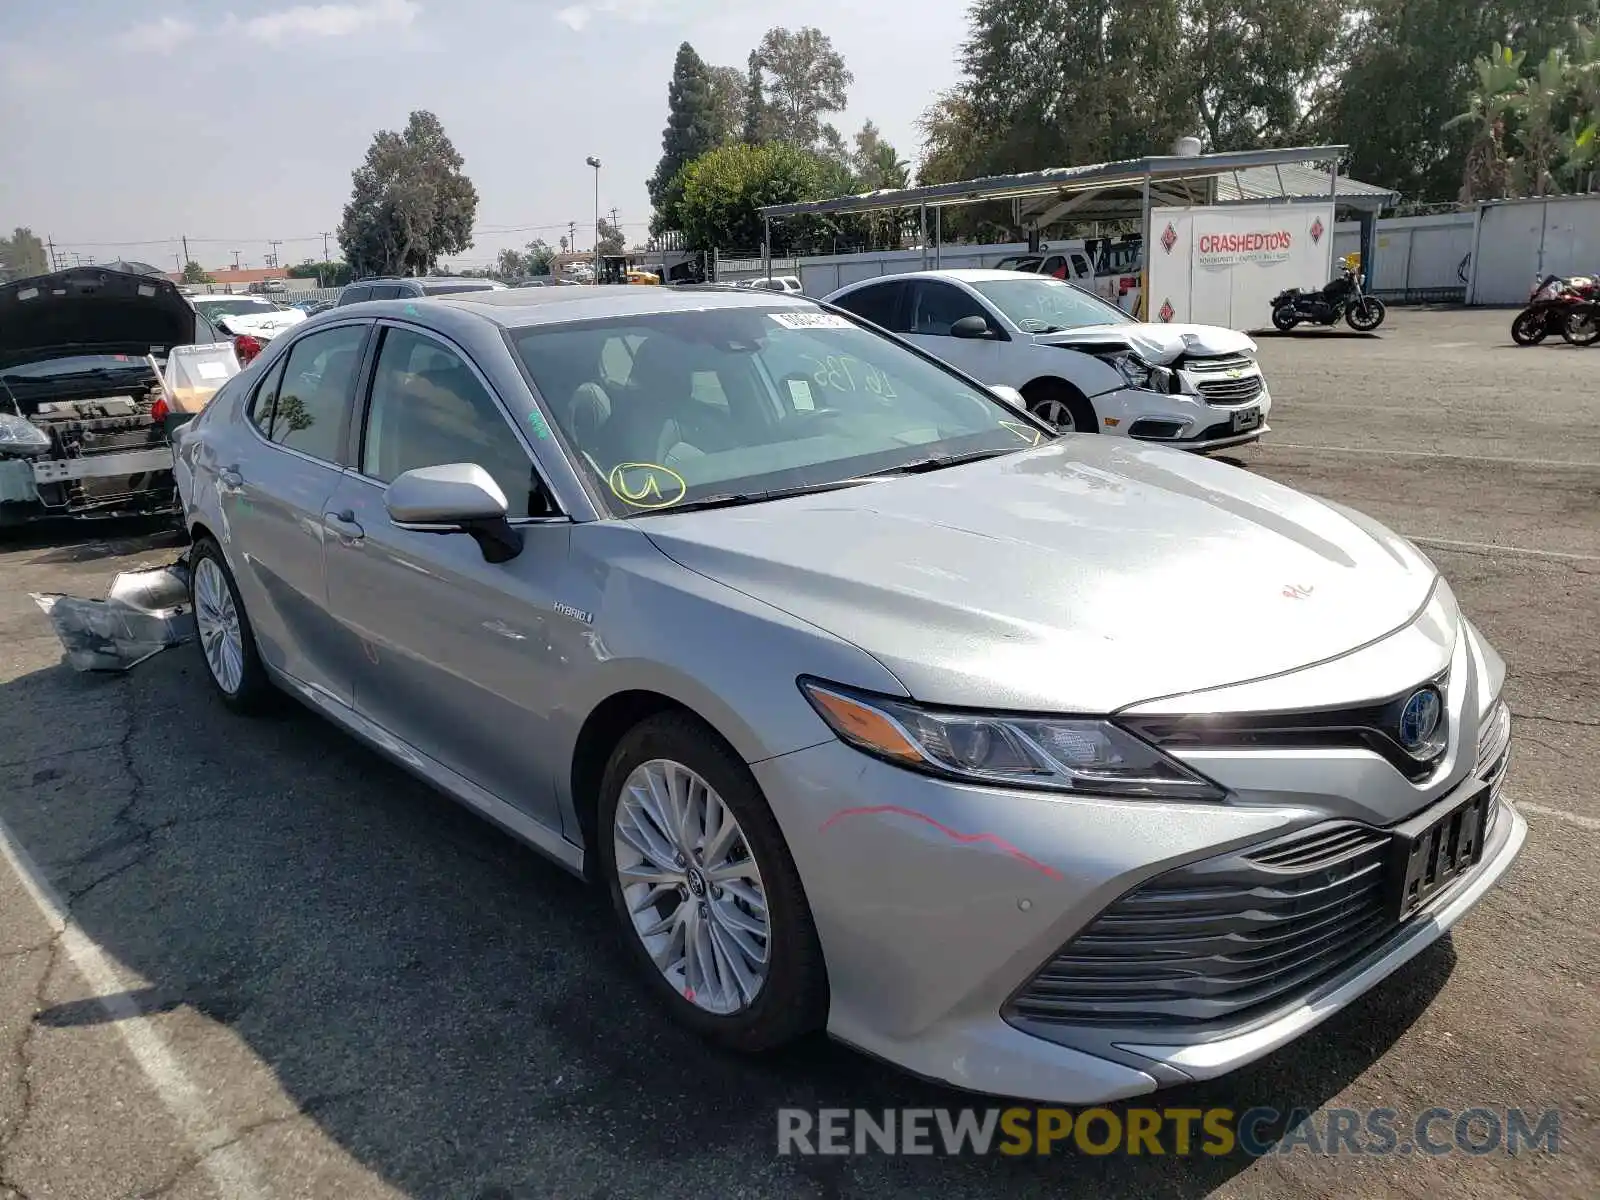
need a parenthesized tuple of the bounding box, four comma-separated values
(1107, 353, 1173, 394)
(800, 680, 1225, 800)
(0, 413, 51, 458)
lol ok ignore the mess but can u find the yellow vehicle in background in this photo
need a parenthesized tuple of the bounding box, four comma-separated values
(626, 269, 661, 285)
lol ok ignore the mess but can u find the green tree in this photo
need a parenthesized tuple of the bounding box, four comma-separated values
(337, 110, 478, 277)
(675, 140, 827, 252)
(494, 247, 527, 280)
(1443, 45, 1524, 201)
(706, 64, 746, 146)
(524, 238, 555, 276)
(741, 49, 768, 144)
(756, 26, 853, 148)
(852, 120, 910, 190)
(647, 43, 720, 230)
(1507, 48, 1569, 196)
(1324, 0, 1600, 202)
(0, 227, 49, 279)
(596, 218, 626, 255)
(180, 260, 215, 284)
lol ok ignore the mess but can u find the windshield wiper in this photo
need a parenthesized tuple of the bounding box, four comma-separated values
(863, 446, 1025, 477)
(630, 477, 872, 516)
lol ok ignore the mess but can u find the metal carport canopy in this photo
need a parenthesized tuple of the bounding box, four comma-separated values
(757, 144, 1360, 220)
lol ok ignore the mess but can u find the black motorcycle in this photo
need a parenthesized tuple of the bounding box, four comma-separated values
(1271, 261, 1387, 333)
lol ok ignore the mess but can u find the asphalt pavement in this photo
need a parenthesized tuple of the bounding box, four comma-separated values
(0, 308, 1594, 1199)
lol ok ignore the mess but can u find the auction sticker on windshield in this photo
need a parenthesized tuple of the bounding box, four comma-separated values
(770, 312, 852, 330)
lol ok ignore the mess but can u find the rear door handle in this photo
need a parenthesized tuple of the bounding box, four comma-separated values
(218, 467, 243, 488)
(325, 510, 364, 541)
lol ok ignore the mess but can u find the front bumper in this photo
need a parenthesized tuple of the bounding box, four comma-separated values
(755, 605, 1522, 1103)
(1092, 381, 1273, 451)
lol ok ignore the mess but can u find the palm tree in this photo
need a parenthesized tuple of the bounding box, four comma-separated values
(1507, 50, 1569, 197)
(1444, 45, 1524, 203)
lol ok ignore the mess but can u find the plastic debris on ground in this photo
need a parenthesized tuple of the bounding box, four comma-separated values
(31, 550, 195, 672)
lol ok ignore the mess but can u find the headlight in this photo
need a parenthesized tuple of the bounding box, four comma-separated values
(799, 680, 1226, 800)
(1107, 353, 1174, 394)
(0, 413, 51, 458)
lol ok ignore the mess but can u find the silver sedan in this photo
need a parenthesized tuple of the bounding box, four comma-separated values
(174, 286, 1523, 1103)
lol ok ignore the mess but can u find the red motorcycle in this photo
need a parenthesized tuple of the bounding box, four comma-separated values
(1512, 274, 1600, 345)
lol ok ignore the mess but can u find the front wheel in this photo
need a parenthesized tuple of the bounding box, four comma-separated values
(1271, 304, 1299, 332)
(597, 711, 828, 1052)
(1023, 380, 1097, 433)
(1345, 297, 1387, 332)
(1511, 308, 1548, 346)
(1562, 307, 1600, 347)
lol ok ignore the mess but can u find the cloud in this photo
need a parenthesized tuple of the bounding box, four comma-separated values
(552, 0, 671, 32)
(118, 16, 199, 53)
(240, 0, 421, 44)
(555, 6, 591, 30)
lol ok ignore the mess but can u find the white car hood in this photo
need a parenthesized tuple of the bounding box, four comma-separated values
(1035, 322, 1256, 364)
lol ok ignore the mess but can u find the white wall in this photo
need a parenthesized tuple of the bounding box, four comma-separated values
(1332, 212, 1475, 295)
(1468, 195, 1600, 304)
(1148, 203, 1335, 330)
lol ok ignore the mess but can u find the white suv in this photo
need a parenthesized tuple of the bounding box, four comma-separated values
(826, 269, 1271, 452)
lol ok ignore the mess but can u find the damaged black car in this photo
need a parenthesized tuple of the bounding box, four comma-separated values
(0, 266, 223, 525)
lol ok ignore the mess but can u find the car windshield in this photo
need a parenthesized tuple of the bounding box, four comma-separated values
(193, 298, 279, 317)
(511, 307, 1051, 517)
(971, 276, 1134, 332)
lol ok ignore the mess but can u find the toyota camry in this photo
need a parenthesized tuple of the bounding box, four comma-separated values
(173, 285, 1522, 1103)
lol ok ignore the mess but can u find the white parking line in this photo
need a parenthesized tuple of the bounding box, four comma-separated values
(1515, 801, 1600, 832)
(0, 816, 269, 1200)
(1406, 536, 1600, 564)
(1264, 442, 1600, 469)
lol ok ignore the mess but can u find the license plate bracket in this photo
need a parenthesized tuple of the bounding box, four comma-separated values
(1387, 787, 1491, 921)
(1231, 407, 1262, 432)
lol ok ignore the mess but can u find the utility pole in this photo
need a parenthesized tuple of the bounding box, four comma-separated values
(181, 234, 190, 268)
(267, 240, 282, 269)
(320, 232, 331, 262)
(586, 156, 601, 284)
(231, 250, 241, 271)
(46, 236, 58, 271)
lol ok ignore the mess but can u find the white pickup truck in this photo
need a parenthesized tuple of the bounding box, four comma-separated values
(995, 235, 1145, 315)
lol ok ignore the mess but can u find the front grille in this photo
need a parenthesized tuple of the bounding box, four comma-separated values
(1006, 823, 1398, 1029)
(1181, 353, 1255, 374)
(1195, 376, 1265, 406)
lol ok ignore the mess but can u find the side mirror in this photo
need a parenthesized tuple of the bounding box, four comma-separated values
(950, 315, 995, 340)
(384, 463, 523, 563)
(990, 385, 1026, 410)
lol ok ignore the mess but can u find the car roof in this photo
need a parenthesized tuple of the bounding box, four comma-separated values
(842, 269, 1037, 288)
(370, 284, 820, 328)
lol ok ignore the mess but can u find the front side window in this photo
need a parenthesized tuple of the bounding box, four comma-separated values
(361, 327, 543, 518)
(248, 358, 285, 437)
(906, 281, 990, 336)
(266, 324, 366, 461)
(970, 276, 1133, 333)
(512, 306, 1050, 518)
(339, 285, 372, 306)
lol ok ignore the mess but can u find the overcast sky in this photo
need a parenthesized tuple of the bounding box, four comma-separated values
(1, 0, 969, 271)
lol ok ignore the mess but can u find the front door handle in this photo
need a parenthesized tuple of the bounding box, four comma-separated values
(325, 510, 364, 541)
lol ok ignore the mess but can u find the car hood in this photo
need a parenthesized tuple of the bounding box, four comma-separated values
(0, 267, 197, 370)
(1034, 322, 1256, 364)
(210, 308, 307, 340)
(642, 441, 1438, 713)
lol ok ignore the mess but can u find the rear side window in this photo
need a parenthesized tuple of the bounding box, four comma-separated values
(264, 325, 367, 462)
(368, 284, 404, 300)
(339, 285, 372, 306)
(833, 281, 905, 331)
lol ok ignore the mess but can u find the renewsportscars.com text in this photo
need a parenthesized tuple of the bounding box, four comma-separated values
(776, 1106, 1562, 1158)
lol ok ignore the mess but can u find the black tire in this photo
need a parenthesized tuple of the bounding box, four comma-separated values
(187, 536, 276, 714)
(1562, 308, 1600, 347)
(1023, 379, 1097, 433)
(1271, 304, 1299, 332)
(1345, 297, 1387, 332)
(1511, 308, 1548, 346)
(596, 711, 828, 1052)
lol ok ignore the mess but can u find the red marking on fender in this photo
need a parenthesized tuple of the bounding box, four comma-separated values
(818, 805, 1062, 880)
(683, 987, 696, 1001)
(1282, 583, 1314, 599)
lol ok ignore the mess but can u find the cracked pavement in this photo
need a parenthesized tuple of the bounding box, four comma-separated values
(0, 309, 1595, 1198)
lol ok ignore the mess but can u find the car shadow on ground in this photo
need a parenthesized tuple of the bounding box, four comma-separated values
(1251, 330, 1383, 340)
(0, 515, 186, 565)
(0, 647, 1457, 1199)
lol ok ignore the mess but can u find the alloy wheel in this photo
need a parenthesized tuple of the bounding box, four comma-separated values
(1030, 398, 1077, 431)
(193, 556, 244, 695)
(611, 758, 771, 1015)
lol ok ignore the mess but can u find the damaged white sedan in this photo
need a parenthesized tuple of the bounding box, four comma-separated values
(0, 267, 225, 525)
(826, 269, 1271, 452)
